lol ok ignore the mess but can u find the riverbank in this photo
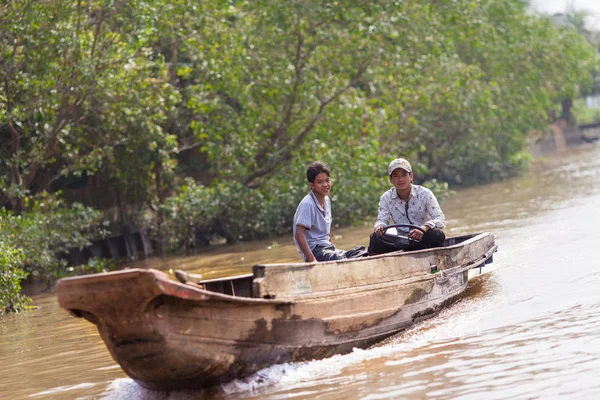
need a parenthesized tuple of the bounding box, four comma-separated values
(61, 118, 600, 270)
(528, 119, 600, 156)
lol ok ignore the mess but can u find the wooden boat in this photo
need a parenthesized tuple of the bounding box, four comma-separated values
(57, 232, 497, 391)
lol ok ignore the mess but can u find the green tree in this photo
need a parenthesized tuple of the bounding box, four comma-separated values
(0, 1, 177, 214)
(3, 0, 599, 256)
(184, 1, 392, 187)
(370, 0, 598, 184)
(0, 242, 28, 314)
(0, 193, 106, 286)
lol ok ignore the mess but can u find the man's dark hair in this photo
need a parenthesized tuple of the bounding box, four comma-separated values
(306, 162, 330, 183)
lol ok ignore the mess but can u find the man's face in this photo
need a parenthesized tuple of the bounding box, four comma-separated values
(310, 172, 331, 197)
(389, 168, 412, 192)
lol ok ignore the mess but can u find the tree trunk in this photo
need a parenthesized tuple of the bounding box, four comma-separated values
(7, 122, 25, 214)
(154, 162, 165, 255)
(561, 98, 574, 127)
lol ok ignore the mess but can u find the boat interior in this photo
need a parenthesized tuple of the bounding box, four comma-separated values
(444, 234, 478, 246)
(196, 273, 254, 297)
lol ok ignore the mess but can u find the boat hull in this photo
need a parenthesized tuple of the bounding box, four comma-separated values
(57, 232, 497, 391)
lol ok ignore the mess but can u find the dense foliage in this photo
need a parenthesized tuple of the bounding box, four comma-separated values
(0, 242, 28, 313)
(1, 0, 599, 302)
(0, 193, 106, 295)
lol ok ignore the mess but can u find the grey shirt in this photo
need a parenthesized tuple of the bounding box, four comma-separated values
(375, 185, 446, 233)
(293, 191, 332, 260)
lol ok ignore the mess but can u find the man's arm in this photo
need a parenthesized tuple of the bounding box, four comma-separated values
(295, 225, 316, 262)
(374, 193, 391, 236)
(424, 190, 446, 229)
(409, 190, 445, 240)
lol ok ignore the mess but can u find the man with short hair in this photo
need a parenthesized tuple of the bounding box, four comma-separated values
(293, 161, 366, 262)
(368, 158, 446, 255)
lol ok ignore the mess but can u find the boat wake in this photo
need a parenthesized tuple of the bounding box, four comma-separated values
(99, 346, 411, 399)
(221, 276, 498, 396)
(100, 276, 497, 399)
(220, 346, 403, 396)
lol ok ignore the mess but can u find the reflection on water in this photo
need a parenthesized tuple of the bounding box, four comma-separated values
(2, 144, 600, 399)
(0, 294, 122, 399)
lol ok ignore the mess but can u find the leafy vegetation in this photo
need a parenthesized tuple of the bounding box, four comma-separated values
(0, 193, 107, 287)
(0, 242, 29, 314)
(573, 98, 600, 124)
(1, 0, 600, 305)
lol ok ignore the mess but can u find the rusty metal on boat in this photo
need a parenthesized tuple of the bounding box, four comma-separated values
(56, 232, 497, 391)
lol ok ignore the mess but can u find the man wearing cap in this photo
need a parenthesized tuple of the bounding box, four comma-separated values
(294, 161, 367, 262)
(368, 158, 446, 255)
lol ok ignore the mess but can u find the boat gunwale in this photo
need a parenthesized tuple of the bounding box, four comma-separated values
(187, 241, 497, 304)
(299, 242, 497, 302)
(253, 232, 492, 271)
(187, 232, 490, 298)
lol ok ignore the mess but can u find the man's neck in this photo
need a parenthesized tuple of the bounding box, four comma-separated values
(396, 186, 411, 201)
(312, 190, 326, 207)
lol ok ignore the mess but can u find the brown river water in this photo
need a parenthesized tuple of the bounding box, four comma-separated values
(2, 144, 600, 399)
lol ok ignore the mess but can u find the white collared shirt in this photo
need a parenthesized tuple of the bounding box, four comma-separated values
(374, 185, 446, 233)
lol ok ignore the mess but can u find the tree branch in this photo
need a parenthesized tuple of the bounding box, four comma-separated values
(245, 63, 368, 188)
(177, 139, 202, 153)
(253, 27, 305, 165)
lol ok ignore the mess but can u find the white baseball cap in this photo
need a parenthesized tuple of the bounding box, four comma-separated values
(388, 158, 412, 176)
